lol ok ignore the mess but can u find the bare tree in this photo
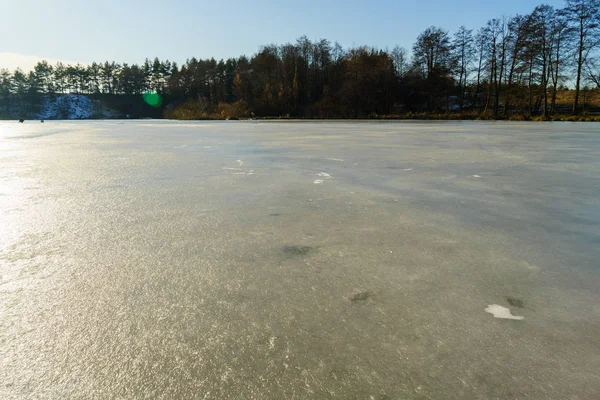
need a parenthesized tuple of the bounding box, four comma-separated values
(412, 26, 453, 79)
(452, 26, 475, 110)
(474, 28, 488, 111)
(550, 12, 571, 114)
(528, 5, 556, 117)
(561, 0, 600, 113)
(494, 17, 511, 117)
(413, 27, 454, 110)
(391, 46, 409, 80)
(482, 18, 503, 116)
(504, 15, 528, 115)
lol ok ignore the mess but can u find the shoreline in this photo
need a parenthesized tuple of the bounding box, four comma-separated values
(5, 115, 599, 122)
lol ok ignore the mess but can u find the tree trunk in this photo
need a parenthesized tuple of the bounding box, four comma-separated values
(551, 40, 560, 115)
(528, 59, 533, 115)
(573, 25, 584, 114)
(475, 53, 483, 112)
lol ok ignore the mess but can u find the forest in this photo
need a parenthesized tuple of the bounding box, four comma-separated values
(2, 0, 600, 120)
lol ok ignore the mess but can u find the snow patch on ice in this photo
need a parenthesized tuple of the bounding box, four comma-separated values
(485, 304, 524, 320)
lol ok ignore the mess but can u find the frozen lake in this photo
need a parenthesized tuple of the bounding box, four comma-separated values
(1, 120, 599, 399)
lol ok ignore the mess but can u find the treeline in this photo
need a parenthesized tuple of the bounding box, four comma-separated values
(2, 0, 600, 119)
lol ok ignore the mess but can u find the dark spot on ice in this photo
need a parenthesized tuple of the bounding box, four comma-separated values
(269, 213, 282, 217)
(350, 291, 373, 303)
(281, 245, 312, 257)
(506, 296, 524, 308)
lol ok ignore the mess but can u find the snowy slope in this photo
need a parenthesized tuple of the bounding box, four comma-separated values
(36, 94, 120, 119)
(38, 95, 93, 119)
(0, 94, 120, 120)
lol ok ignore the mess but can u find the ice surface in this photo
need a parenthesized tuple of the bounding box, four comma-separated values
(1, 120, 599, 399)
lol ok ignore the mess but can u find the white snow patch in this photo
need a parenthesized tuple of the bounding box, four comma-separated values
(317, 172, 332, 178)
(325, 158, 344, 162)
(403, 168, 413, 171)
(313, 180, 324, 184)
(472, 175, 481, 178)
(236, 160, 244, 166)
(269, 337, 276, 350)
(485, 304, 524, 320)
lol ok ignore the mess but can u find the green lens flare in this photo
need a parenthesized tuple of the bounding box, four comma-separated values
(143, 92, 162, 107)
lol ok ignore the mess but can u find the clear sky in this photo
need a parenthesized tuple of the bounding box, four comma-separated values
(1, 0, 565, 71)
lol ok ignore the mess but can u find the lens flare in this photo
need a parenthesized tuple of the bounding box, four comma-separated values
(143, 92, 162, 107)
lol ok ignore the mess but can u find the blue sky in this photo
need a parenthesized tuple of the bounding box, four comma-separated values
(1, 0, 565, 70)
